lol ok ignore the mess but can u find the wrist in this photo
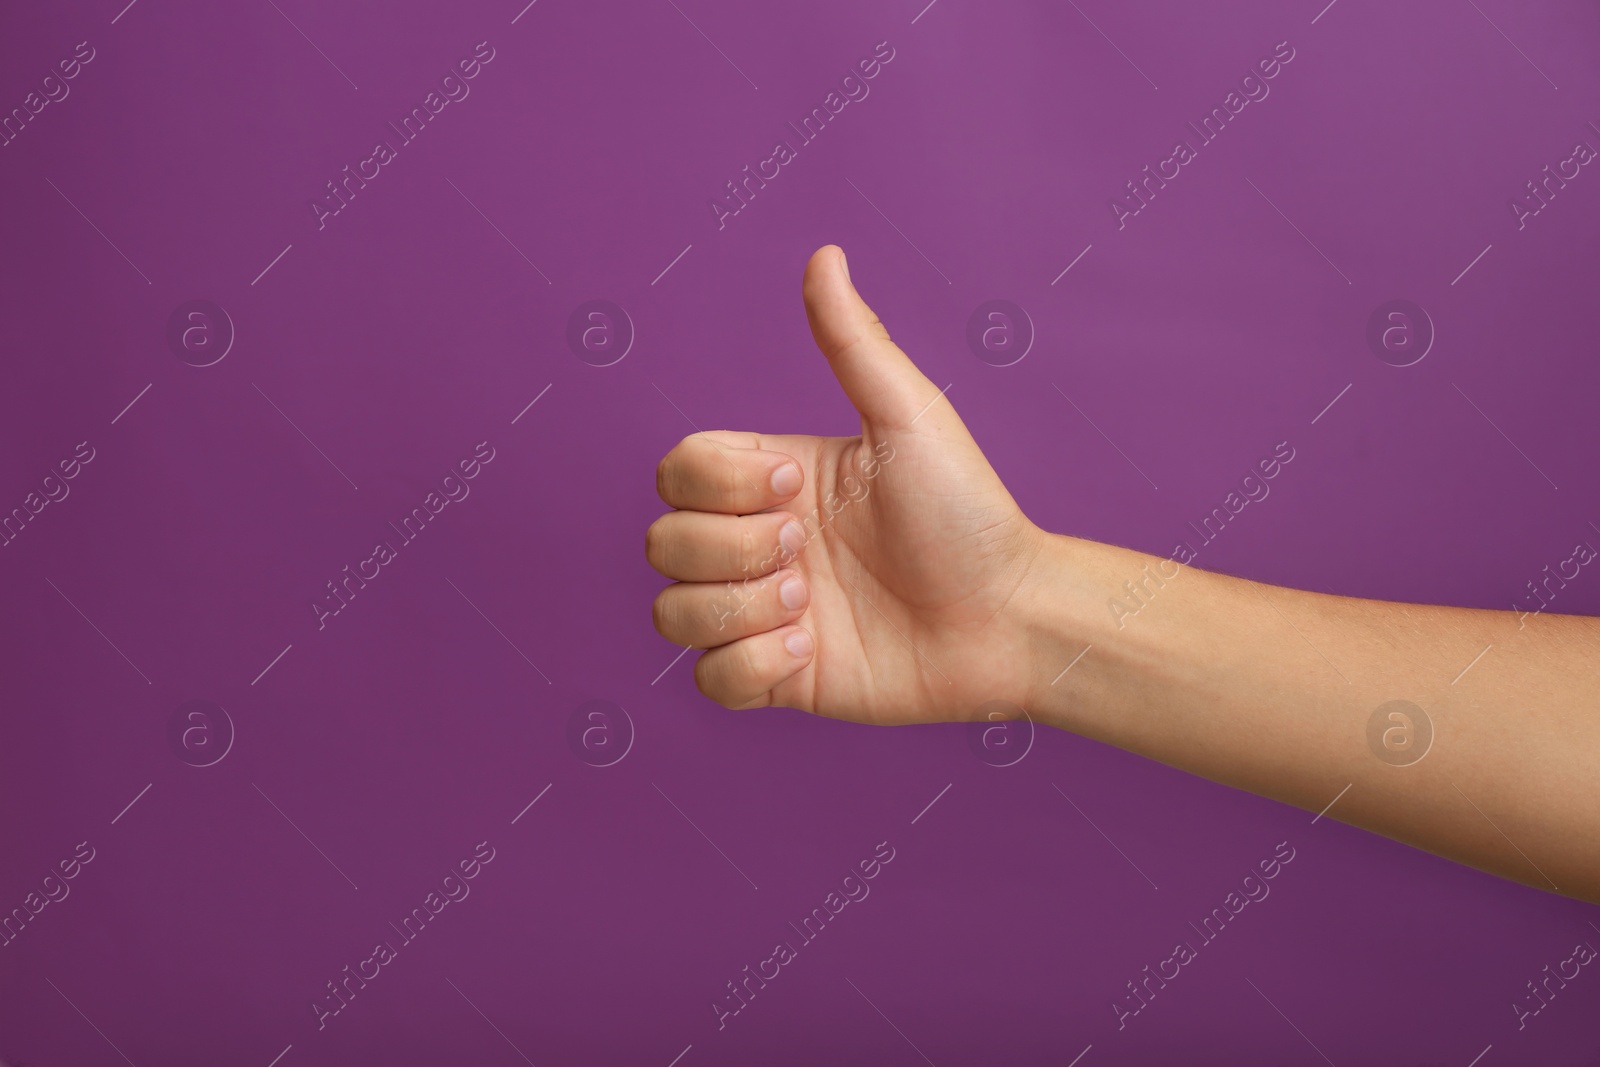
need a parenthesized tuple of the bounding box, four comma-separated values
(1016, 532, 1106, 728)
(1017, 531, 1204, 736)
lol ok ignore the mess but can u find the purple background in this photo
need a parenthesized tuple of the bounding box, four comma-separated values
(4, 0, 1600, 1063)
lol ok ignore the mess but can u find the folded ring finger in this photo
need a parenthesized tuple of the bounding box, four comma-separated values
(653, 568, 809, 648)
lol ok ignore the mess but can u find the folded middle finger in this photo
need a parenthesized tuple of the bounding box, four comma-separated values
(644, 509, 808, 582)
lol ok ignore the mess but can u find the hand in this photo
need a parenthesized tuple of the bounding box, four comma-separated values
(645, 248, 1600, 902)
(647, 245, 1053, 724)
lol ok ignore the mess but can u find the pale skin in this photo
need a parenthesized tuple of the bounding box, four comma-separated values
(647, 245, 1600, 903)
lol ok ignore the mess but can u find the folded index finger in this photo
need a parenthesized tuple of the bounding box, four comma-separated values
(655, 431, 803, 514)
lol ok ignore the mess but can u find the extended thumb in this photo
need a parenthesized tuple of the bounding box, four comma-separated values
(802, 245, 945, 430)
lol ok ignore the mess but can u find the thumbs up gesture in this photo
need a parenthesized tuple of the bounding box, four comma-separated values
(647, 246, 1053, 722)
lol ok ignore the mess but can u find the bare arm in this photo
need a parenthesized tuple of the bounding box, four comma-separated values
(1019, 534, 1600, 901)
(647, 245, 1600, 903)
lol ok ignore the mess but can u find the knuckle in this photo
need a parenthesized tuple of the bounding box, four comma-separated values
(655, 454, 675, 504)
(693, 654, 727, 706)
(651, 590, 674, 638)
(741, 583, 774, 631)
(715, 459, 744, 501)
(644, 516, 671, 573)
(737, 524, 756, 573)
(734, 637, 764, 681)
(658, 437, 699, 502)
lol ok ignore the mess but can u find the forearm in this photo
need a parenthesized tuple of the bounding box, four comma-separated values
(1022, 533, 1600, 902)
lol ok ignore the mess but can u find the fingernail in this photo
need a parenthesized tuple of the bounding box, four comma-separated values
(779, 575, 807, 611)
(784, 629, 813, 658)
(770, 462, 801, 496)
(779, 520, 807, 557)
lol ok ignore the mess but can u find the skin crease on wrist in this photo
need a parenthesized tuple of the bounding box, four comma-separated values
(647, 244, 1600, 904)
